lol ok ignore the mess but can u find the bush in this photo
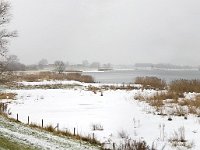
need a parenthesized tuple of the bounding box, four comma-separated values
(134, 76, 166, 90)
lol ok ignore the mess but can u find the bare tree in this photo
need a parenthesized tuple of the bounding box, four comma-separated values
(6, 55, 25, 71)
(0, 1, 17, 55)
(0, 0, 17, 79)
(54, 60, 65, 74)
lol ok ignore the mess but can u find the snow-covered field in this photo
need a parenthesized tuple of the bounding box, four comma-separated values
(6, 81, 200, 149)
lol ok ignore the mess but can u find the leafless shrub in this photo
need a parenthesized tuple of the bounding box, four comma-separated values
(54, 61, 65, 74)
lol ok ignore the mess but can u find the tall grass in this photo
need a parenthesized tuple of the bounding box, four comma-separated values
(134, 76, 166, 90)
(169, 79, 200, 94)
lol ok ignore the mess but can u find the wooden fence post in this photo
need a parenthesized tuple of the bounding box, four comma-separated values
(17, 113, 18, 121)
(42, 119, 44, 128)
(74, 128, 76, 136)
(28, 116, 29, 125)
(2, 103, 4, 112)
(57, 123, 59, 131)
(92, 133, 95, 140)
(113, 143, 116, 150)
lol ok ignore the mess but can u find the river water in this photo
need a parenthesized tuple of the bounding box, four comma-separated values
(83, 69, 200, 84)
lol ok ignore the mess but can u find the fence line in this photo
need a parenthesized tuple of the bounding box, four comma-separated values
(14, 113, 97, 142)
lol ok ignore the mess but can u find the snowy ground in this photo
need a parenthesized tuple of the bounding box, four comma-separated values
(5, 81, 200, 149)
(0, 116, 100, 150)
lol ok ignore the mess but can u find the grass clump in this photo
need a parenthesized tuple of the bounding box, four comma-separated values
(135, 76, 166, 90)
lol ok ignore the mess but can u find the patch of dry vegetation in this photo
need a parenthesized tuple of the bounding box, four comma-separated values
(134, 76, 166, 90)
(169, 79, 200, 94)
(135, 90, 200, 116)
(134, 78, 200, 116)
(0, 92, 16, 100)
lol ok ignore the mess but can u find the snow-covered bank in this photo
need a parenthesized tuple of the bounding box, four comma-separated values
(0, 116, 100, 150)
(6, 87, 200, 149)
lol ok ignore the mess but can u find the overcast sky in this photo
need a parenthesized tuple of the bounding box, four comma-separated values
(8, 0, 200, 65)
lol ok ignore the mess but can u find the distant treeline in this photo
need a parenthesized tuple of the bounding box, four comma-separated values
(134, 63, 195, 69)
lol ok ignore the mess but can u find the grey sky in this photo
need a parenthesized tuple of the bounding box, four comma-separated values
(8, 0, 200, 65)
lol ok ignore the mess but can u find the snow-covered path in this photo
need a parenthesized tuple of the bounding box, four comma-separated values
(0, 117, 100, 150)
